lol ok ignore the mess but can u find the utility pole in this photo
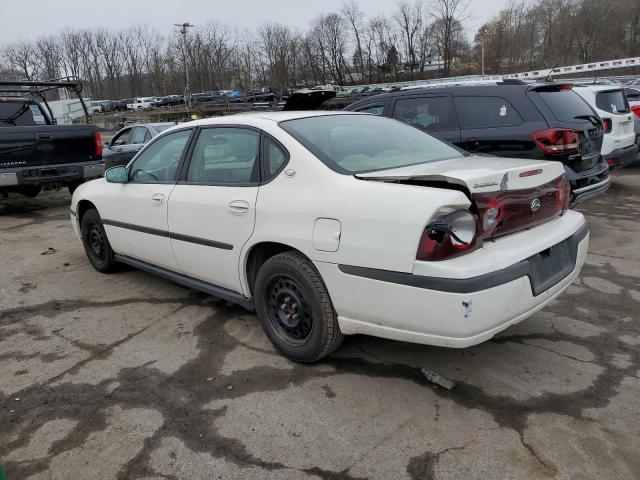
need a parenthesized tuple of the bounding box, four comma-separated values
(480, 27, 487, 77)
(175, 22, 194, 109)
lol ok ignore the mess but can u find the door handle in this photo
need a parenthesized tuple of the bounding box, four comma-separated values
(227, 199, 250, 215)
(37, 134, 53, 140)
(151, 193, 166, 206)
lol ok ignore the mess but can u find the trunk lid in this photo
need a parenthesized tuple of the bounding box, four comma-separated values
(356, 155, 569, 238)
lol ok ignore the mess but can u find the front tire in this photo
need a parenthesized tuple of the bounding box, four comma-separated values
(80, 209, 117, 273)
(254, 251, 344, 362)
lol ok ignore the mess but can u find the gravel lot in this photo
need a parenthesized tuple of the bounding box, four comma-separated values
(1, 166, 639, 480)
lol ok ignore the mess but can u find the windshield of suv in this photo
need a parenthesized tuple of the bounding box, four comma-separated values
(536, 89, 595, 123)
(280, 114, 464, 174)
(596, 89, 630, 114)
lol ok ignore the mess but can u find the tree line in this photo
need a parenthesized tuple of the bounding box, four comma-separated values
(0, 0, 638, 100)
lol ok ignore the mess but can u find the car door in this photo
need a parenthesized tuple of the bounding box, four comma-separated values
(453, 95, 529, 156)
(104, 127, 132, 167)
(168, 126, 268, 292)
(100, 128, 194, 271)
(390, 94, 460, 144)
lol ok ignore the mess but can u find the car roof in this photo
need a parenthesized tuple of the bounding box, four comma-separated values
(185, 111, 366, 127)
(573, 84, 624, 92)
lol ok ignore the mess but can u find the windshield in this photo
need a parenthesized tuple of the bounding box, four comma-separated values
(280, 114, 464, 174)
(596, 89, 630, 114)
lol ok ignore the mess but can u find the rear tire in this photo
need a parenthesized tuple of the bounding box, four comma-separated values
(254, 251, 344, 362)
(80, 209, 117, 273)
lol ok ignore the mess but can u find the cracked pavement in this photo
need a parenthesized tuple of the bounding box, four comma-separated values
(1, 165, 640, 479)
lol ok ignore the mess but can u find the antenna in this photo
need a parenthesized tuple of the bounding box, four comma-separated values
(544, 64, 559, 82)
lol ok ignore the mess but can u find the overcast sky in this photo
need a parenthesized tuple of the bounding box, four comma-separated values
(0, 0, 510, 45)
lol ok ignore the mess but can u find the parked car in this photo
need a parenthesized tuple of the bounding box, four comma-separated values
(345, 82, 609, 206)
(572, 84, 638, 169)
(71, 112, 587, 362)
(0, 95, 103, 198)
(624, 87, 640, 148)
(102, 100, 129, 113)
(103, 123, 175, 169)
(154, 95, 184, 107)
(127, 97, 155, 110)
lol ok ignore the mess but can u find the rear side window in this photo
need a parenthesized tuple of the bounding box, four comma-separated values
(354, 104, 384, 115)
(186, 128, 260, 184)
(392, 96, 453, 132)
(264, 137, 287, 177)
(535, 90, 595, 122)
(596, 90, 630, 114)
(0, 102, 46, 126)
(453, 96, 523, 128)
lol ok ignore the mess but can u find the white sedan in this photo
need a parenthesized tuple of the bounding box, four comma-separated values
(70, 112, 588, 362)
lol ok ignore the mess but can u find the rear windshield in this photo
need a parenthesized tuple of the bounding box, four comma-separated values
(0, 101, 47, 126)
(280, 114, 464, 174)
(596, 89, 630, 114)
(535, 89, 595, 123)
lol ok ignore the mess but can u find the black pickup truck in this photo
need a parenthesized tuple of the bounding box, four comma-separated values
(0, 80, 103, 198)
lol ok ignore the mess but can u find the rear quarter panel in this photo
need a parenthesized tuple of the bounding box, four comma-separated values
(243, 125, 471, 281)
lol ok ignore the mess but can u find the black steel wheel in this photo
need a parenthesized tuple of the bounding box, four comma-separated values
(80, 208, 117, 273)
(254, 251, 344, 362)
(265, 274, 314, 345)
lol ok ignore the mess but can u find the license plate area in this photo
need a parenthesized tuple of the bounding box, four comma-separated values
(526, 235, 578, 296)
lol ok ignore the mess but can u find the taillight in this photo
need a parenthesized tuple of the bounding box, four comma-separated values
(602, 118, 612, 134)
(632, 105, 640, 118)
(416, 210, 480, 261)
(94, 131, 103, 158)
(555, 175, 570, 213)
(531, 128, 580, 154)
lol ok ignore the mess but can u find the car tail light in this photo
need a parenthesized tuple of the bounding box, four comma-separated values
(94, 131, 103, 158)
(531, 128, 580, 154)
(417, 210, 480, 261)
(631, 105, 640, 118)
(556, 175, 570, 213)
(602, 118, 612, 134)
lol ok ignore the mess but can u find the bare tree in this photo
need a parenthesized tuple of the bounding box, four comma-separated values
(431, 0, 469, 75)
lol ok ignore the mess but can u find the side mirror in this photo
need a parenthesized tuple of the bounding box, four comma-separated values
(105, 166, 128, 183)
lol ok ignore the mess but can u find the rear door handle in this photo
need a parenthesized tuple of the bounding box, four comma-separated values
(227, 199, 250, 215)
(151, 193, 166, 206)
(37, 134, 53, 140)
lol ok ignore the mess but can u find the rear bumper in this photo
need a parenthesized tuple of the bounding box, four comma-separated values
(0, 161, 104, 188)
(605, 144, 639, 169)
(315, 215, 588, 348)
(565, 159, 610, 207)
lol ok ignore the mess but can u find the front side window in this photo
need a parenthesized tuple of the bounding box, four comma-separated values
(129, 129, 191, 183)
(280, 114, 463, 174)
(186, 128, 260, 184)
(112, 129, 131, 146)
(355, 104, 384, 116)
(454, 96, 523, 129)
(393, 96, 453, 132)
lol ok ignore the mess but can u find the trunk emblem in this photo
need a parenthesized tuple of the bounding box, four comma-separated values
(531, 198, 542, 212)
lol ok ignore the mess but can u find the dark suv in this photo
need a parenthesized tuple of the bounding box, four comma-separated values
(345, 82, 609, 205)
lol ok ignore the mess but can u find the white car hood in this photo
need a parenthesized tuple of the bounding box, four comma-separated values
(355, 155, 566, 193)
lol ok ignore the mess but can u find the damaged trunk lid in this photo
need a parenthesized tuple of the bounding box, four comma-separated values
(356, 155, 570, 238)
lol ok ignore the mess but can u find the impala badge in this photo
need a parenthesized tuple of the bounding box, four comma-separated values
(531, 198, 541, 212)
